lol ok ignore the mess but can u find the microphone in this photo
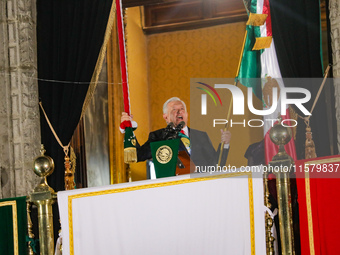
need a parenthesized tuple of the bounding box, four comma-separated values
(165, 122, 174, 132)
(175, 121, 185, 133)
(163, 122, 175, 140)
(163, 121, 186, 140)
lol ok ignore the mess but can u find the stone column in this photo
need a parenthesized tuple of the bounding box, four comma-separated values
(329, 0, 340, 152)
(0, 0, 40, 198)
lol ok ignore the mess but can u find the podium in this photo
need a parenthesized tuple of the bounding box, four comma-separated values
(150, 139, 179, 178)
(150, 139, 195, 178)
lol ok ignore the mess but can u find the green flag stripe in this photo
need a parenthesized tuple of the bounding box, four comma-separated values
(237, 24, 262, 100)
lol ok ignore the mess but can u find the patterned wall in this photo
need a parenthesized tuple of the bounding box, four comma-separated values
(147, 22, 247, 131)
(127, 15, 263, 175)
(146, 22, 262, 167)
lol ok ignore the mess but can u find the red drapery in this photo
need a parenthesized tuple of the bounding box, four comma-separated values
(296, 155, 340, 254)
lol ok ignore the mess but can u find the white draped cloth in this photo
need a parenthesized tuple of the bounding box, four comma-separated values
(58, 171, 266, 255)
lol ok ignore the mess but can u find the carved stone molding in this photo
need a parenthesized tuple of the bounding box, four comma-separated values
(329, 0, 340, 152)
(0, 0, 40, 198)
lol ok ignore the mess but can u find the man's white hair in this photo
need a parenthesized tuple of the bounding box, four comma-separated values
(163, 97, 187, 114)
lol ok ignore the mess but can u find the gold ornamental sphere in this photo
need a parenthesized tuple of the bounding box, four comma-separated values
(34, 156, 54, 177)
(269, 122, 292, 146)
(33, 145, 55, 177)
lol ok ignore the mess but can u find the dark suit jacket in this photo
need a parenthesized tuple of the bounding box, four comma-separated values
(136, 127, 229, 167)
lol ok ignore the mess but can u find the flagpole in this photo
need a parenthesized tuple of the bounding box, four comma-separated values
(217, 30, 248, 166)
(116, 0, 137, 164)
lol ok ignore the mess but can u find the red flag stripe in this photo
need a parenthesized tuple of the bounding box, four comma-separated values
(263, 0, 272, 36)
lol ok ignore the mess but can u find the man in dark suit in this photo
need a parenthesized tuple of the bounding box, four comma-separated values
(120, 97, 231, 168)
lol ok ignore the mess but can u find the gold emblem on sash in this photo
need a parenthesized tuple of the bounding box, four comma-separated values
(156, 145, 173, 164)
(181, 137, 190, 150)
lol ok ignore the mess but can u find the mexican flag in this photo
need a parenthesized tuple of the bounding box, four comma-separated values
(238, 0, 297, 164)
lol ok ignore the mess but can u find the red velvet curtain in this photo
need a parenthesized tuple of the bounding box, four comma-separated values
(296, 155, 340, 254)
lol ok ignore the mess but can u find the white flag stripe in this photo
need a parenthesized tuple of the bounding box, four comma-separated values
(257, 0, 267, 38)
(255, 0, 288, 134)
(260, 40, 286, 133)
(257, 0, 264, 17)
(249, 0, 297, 163)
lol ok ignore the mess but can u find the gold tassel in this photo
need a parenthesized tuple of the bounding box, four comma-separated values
(64, 155, 74, 190)
(252, 36, 272, 50)
(305, 126, 317, 159)
(289, 106, 298, 141)
(246, 13, 268, 26)
(124, 147, 137, 164)
(70, 146, 77, 188)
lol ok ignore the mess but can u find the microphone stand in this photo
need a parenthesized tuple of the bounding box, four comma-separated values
(162, 121, 186, 169)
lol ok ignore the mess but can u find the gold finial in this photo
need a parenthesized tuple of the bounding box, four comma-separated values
(32, 144, 55, 193)
(40, 144, 46, 156)
(33, 144, 54, 179)
(269, 117, 293, 162)
(28, 145, 57, 255)
(269, 117, 292, 146)
(268, 118, 295, 255)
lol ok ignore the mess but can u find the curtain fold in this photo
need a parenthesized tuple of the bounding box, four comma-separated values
(270, 0, 336, 159)
(37, 0, 113, 192)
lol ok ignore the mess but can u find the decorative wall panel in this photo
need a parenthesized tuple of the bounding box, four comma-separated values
(147, 22, 256, 167)
(148, 22, 246, 131)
